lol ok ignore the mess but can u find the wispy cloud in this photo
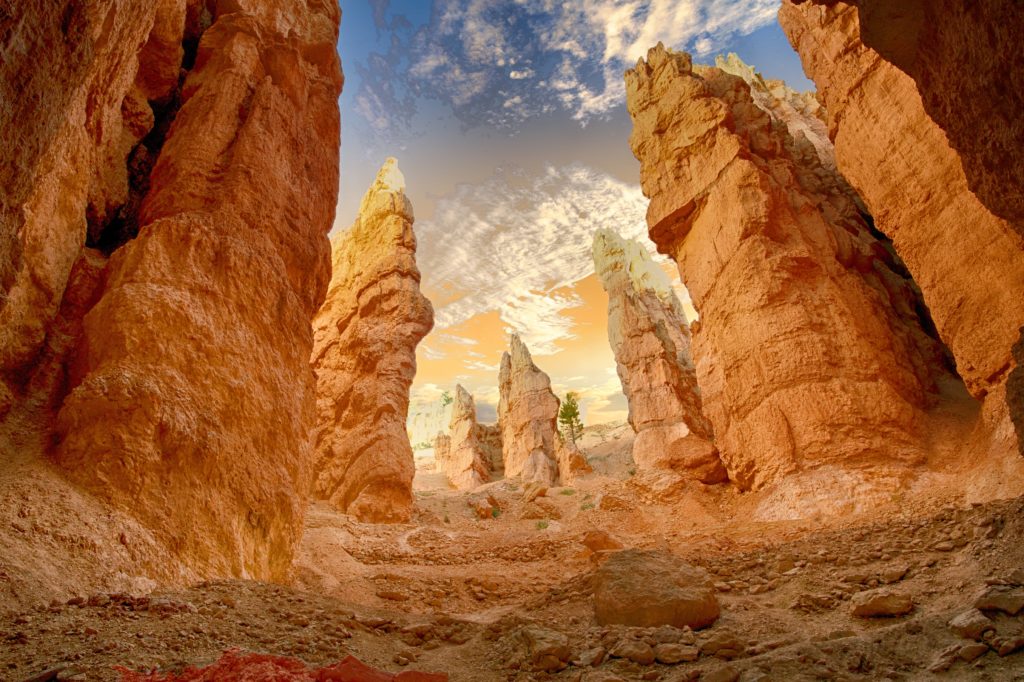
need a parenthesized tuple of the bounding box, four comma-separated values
(353, 0, 778, 133)
(416, 163, 658, 355)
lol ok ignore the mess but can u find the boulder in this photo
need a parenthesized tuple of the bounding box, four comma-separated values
(594, 549, 720, 629)
(850, 589, 914, 617)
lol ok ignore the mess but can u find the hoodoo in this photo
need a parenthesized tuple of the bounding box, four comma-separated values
(624, 44, 949, 490)
(592, 229, 724, 483)
(498, 334, 561, 485)
(435, 384, 494, 490)
(311, 158, 434, 523)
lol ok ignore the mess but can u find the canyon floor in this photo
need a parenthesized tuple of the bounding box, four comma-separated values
(3, 423, 1024, 681)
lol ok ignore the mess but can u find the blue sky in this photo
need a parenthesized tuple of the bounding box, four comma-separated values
(333, 0, 817, 421)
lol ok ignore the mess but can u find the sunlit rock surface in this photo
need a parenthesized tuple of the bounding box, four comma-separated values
(498, 335, 561, 485)
(22, 0, 344, 580)
(592, 229, 724, 483)
(625, 44, 948, 490)
(311, 158, 434, 523)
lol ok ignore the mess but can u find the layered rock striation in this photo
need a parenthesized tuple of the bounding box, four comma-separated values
(592, 229, 724, 483)
(435, 385, 493, 490)
(311, 159, 434, 522)
(625, 45, 948, 489)
(498, 335, 561, 485)
(1, 1, 344, 580)
(780, 2, 1024, 450)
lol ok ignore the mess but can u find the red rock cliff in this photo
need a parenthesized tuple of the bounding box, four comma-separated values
(1, 0, 343, 580)
(625, 45, 948, 490)
(311, 159, 434, 522)
(780, 2, 1024, 455)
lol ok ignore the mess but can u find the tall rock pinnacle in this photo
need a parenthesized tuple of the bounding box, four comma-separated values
(311, 158, 434, 522)
(592, 229, 725, 483)
(498, 334, 561, 485)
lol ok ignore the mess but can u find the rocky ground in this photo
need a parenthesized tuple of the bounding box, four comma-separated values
(3, 426, 1024, 681)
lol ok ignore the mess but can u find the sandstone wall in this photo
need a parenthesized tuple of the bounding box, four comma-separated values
(1, 0, 344, 580)
(780, 2, 1024, 451)
(792, 0, 1024, 232)
(498, 335, 560, 485)
(625, 45, 948, 489)
(311, 159, 434, 522)
(592, 229, 724, 483)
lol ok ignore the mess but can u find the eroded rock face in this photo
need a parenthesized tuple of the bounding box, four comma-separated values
(498, 335, 560, 485)
(625, 45, 948, 490)
(592, 229, 724, 483)
(780, 3, 1024, 441)
(24, 0, 345, 581)
(0, 1, 190, 417)
(436, 385, 492, 490)
(311, 159, 434, 522)
(792, 0, 1024, 231)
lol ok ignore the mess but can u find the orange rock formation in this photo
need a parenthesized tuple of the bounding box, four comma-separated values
(435, 385, 493, 490)
(780, 2, 1024, 456)
(592, 229, 724, 483)
(498, 335, 561, 485)
(625, 45, 949, 490)
(311, 159, 434, 522)
(0, 1, 345, 581)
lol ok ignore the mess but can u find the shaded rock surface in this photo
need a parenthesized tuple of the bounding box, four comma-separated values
(592, 229, 724, 483)
(625, 44, 948, 490)
(311, 159, 434, 522)
(13, 0, 344, 581)
(435, 385, 493, 490)
(780, 2, 1024, 441)
(498, 335, 560, 485)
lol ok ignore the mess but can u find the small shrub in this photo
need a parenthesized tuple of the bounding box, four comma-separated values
(580, 502, 595, 511)
(491, 507, 501, 518)
(536, 520, 549, 530)
(559, 488, 576, 496)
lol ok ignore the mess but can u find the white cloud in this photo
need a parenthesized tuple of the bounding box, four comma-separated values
(356, 0, 779, 134)
(416, 163, 665, 355)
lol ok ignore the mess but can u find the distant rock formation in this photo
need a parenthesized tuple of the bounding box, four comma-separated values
(4, 1, 344, 580)
(311, 159, 434, 522)
(789, 0, 1024, 232)
(407, 394, 454, 449)
(498, 335, 561, 485)
(625, 44, 948, 490)
(592, 229, 724, 483)
(780, 2, 1024, 455)
(435, 385, 493, 490)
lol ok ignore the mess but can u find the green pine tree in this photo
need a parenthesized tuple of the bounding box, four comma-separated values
(558, 392, 584, 445)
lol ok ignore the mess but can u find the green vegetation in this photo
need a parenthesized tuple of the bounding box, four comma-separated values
(559, 488, 576, 496)
(580, 502, 595, 511)
(558, 392, 584, 444)
(536, 520, 549, 530)
(491, 507, 501, 518)
(441, 390, 453, 407)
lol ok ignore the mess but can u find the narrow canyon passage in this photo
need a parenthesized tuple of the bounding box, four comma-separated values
(1, 1, 1023, 681)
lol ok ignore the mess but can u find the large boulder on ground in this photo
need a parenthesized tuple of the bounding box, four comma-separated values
(594, 549, 720, 629)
